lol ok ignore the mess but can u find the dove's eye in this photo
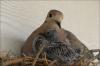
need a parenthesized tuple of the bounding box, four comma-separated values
(49, 14, 52, 17)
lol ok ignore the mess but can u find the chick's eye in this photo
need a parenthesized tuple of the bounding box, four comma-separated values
(47, 31, 50, 35)
(49, 14, 52, 17)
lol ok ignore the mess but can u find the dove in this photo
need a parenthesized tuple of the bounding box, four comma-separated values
(21, 9, 96, 66)
(21, 10, 66, 56)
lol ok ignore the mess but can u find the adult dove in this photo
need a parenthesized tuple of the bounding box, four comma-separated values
(21, 10, 94, 65)
(21, 10, 66, 56)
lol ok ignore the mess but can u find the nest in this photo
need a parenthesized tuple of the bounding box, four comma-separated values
(0, 44, 63, 66)
(0, 46, 100, 66)
(0, 51, 55, 66)
(0, 52, 99, 66)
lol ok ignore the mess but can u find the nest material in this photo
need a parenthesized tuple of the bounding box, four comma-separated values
(0, 45, 59, 66)
(0, 54, 99, 66)
(0, 51, 56, 66)
(0, 52, 99, 66)
(0, 47, 100, 66)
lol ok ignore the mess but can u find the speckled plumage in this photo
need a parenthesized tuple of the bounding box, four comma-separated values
(32, 29, 81, 66)
(44, 43, 80, 64)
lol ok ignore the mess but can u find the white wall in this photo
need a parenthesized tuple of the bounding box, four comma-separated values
(0, 1, 100, 55)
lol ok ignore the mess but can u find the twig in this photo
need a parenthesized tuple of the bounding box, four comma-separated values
(44, 52, 49, 65)
(32, 44, 45, 66)
(49, 60, 57, 66)
(3, 56, 33, 66)
(90, 49, 100, 52)
(4, 57, 24, 66)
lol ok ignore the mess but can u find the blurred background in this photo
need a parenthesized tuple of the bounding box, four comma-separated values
(0, 0, 100, 55)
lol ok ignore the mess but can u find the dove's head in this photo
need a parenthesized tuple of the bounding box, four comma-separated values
(46, 10, 63, 23)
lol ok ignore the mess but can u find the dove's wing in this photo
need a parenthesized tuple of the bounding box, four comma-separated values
(63, 29, 95, 60)
(63, 29, 88, 53)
